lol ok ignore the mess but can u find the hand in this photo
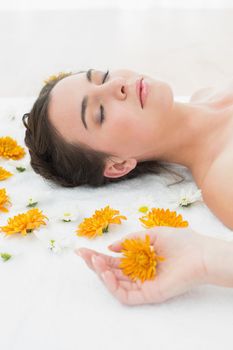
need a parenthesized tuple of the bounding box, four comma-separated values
(75, 226, 210, 305)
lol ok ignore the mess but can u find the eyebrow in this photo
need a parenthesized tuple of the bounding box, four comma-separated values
(81, 69, 93, 130)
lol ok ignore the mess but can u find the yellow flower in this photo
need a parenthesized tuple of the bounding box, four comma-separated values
(77, 205, 127, 239)
(0, 208, 48, 236)
(119, 234, 165, 282)
(0, 166, 13, 181)
(0, 136, 25, 160)
(0, 188, 11, 212)
(43, 71, 72, 85)
(139, 207, 188, 228)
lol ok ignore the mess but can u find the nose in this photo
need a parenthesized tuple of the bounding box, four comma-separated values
(96, 77, 127, 101)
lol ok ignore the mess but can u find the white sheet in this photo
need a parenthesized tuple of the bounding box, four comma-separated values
(0, 96, 233, 350)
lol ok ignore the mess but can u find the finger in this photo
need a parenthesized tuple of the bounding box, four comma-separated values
(101, 270, 146, 305)
(92, 257, 151, 305)
(92, 256, 143, 292)
(119, 281, 141, 291)
(90, 255, 138, 287)
(75, 248, 94, 270)
(100, 270, 129, 304)
(112, 268, 135, 282)
(91, 255, 108, 274)
(75, 247, 121, 269)
(91, 255, 131, 280)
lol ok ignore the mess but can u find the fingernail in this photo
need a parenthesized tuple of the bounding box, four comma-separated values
(108, 244, 117, 250)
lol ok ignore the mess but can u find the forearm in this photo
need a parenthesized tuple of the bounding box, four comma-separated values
(204, 237, 233, 288)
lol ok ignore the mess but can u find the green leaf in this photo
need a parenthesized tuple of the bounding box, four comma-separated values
(26, 201, 38, 208)
(16, 167, 26, 172)
(102, 225, 109, 233)
(0, 253, 12, 262)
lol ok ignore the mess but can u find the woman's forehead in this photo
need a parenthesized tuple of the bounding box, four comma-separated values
(48, 73, 88, 140)
(52, 71, 85, 93)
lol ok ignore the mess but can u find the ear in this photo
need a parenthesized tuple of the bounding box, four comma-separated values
(103, 158, 137, 178)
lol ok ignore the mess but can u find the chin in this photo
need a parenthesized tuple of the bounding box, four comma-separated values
(163, 82, 174, 111)
(150, 79, 174, 113)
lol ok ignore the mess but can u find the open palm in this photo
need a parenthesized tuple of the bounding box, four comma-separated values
(75, 226, 209, 305)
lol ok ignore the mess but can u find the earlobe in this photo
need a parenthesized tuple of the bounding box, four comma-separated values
(104, 158, 137, 178)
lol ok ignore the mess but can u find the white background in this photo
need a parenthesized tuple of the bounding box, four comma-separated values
(0, 0, 233, 10)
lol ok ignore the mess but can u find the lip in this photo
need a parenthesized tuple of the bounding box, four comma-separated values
(136, 77, 148, 108)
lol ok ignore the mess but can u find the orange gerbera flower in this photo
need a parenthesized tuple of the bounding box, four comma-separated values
(0, 208, 48, 236)
(77, 205, 127, 239)
(139, 207, 188, 228)
(0, 136, 25, 160)
(0, 166, 13, 181)
(0, 188, 11, 212)
(119, 234, 165, 282)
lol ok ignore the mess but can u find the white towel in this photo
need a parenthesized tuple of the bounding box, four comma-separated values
(0, 96, 232, 350)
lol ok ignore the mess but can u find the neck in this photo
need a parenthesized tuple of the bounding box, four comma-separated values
(148, 100, 230, 183)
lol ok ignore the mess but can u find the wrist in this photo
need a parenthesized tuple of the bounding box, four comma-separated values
(203, 237, 233, 287)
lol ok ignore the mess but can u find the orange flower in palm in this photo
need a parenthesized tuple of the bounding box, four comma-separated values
(0, 208, 48, 236)
(119, 234, 165, 282)
(0, 188, 11, 212)
(77, 205, 127, 239)
(0, 166, 13, 181)
(139, 208, 188, 228)
(0, 136, 25, 160)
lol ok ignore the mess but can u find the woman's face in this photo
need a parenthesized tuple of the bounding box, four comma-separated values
(48, 69, 174, 161)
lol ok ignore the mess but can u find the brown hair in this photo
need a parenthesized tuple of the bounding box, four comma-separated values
(22, 71, 185, 188)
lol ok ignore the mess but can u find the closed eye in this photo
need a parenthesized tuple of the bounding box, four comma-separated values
(99, 70, 109, 124)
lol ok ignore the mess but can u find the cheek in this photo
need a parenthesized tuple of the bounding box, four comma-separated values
(95, 111, 135, 153)
(108, 114, 132, 146)
(105, 112, 151, 154)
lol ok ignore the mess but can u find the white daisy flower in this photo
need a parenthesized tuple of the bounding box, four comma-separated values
(34, 228, 73, 254)
(27, 197, 38, 208)
(48, 237, 73, 254)
(61, 212, 77, 222)
(138, 205, 150, 214)
(126, 194, 160, 216)
(52, 205, 79, 222)
(169, 188, 203, 208)
(48, 239, 62, 254)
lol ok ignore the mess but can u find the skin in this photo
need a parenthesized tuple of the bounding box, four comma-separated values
(48, 70, 233, 303)
(75, 226, 233, 306)
(48, 69, 233, 183)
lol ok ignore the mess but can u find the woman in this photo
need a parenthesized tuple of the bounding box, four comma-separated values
(22, 68, 233, 229)
(22, 69, 233, 304)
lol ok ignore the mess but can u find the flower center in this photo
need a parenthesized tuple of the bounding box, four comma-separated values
(136, 252, 149, 267)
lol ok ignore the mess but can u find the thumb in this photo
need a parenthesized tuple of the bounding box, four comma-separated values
(108, 240, 123, 252)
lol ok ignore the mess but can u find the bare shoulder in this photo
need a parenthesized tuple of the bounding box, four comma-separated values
(201, 150, 233, 230)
